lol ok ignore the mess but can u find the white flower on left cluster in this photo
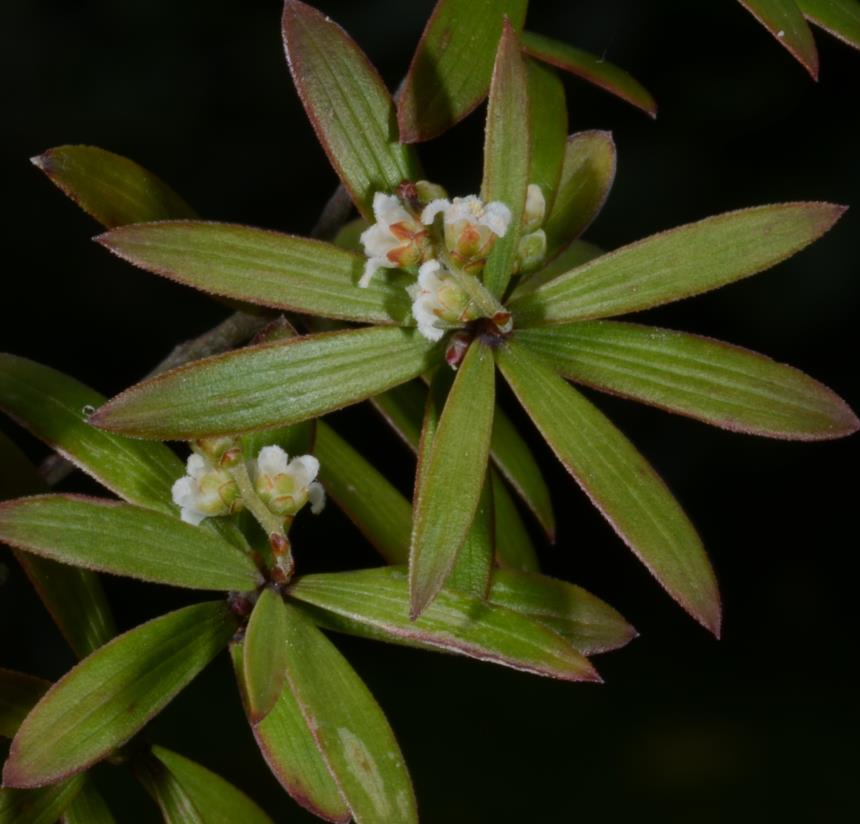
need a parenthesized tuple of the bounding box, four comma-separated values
(359, 192, 429, 287)
(407, 260, 476, 342)
(171, 454, 241, 526)
(253, 446, 325, 517)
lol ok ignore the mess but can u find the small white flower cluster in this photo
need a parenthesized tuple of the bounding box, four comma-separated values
(360, 183, 548, 342)
(171, 445, 324, 526)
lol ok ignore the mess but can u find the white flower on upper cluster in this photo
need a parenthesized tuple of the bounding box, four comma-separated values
(171, 453, 241, 526)
(407, 259, 476, 342)
(253, 445, 325, 517)
(523, 184, 546, 232)
(421, 195, 511, 271)
(359, 192, 430, 288)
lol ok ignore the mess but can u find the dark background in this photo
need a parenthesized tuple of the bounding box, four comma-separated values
(2, 1, 858, 821)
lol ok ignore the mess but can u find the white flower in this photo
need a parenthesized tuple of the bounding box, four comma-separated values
(171, 453, 241, 526)
(408, 260, 476, 342)
(359, 192, 429, 287)
(421, 195, 511, 271)
(253, 445, 325, 516)
(523, 184, 546, 232)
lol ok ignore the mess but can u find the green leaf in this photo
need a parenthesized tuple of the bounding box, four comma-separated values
(397, 0, 529, 142)
(0, 431, 116, 659)
(0, 495, 262, 591)
(737, 0, 820, 77)
(0, 355, 183, 516)
(526, 60, 567, 215)
(280, 602, 418, 824)
(518, 321, 859, 440)
(230, 642, 350, 823)
(144, 745, 274, 824)
(90, 326, 439, 440)
(510, 239, 603, 300)
(510, 202, 846, 326)
(97, 222, 412, 325)
(496, 339, 721, 634)
(491, 472, 539, 572)
(522, 30, 657, 116)
(447, 477, 494, 598)
(289, 567, 600, 682)
(0, 670, 49, 739)
(62, 778, 116, 824)
(370, 381, 427, 452)
(31, 145, 196, 228)
(542, 131, 616, 256)
(410, 343, 495, 616)
(281, 0, 419, 218)
(3, 602, 237, 788)
(482, 19, 530, 298)
(798, 0, 860, 49)
(315, 423, 411, 565)
(488, 569, 636, 655)
(0, 776, 84, 824)
(243, 589, 290, 723)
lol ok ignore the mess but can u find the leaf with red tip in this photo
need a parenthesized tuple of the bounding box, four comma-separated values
(0, 775, 85, 824)
(511, 203, 847, 326)
(798, 0, 860, 50)
(496, 339, 721, 635)
(482, 20, 530, 298)
(3, 602, 236, 788)
(518, 321, 859, 440)
(289, 567, 600, 682)
(230, 642, 350, 823)
(0, 431, 116, 659)
(243, 589, 290, 723)
(526, 60, 567, 215)
(737, 0, 820, 78)
(96, 222, 412, 325)
(410, 343, 495, 617)
(397, 0, 528, 142)
(90, 327, 439, 440)
(281, 0, 419, 218)
(542, 132, 616, 257)
(488, 569, 636, 655)
(0, 670, 49, 739)
(31, 145, 195, 228)
(0, 495, 263, 591)
(137, 745, 274, 824)
(522, 30, 657, 117)
(280, 602, 418, 824)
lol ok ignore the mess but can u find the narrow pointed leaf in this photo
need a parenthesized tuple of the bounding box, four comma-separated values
(510, 203, 846, 326)
(4, 602, 236, 788)
(542, 131, 616, 256)
(31, 145, 195, 228)
(0, 776, 84, 824)
(522, 30, 657, 116)
(488, 569, 637, 655)
(148, 746, 274, 824)
(230, 643, 350, 823)
(90, 327, 439, 440)
(482, 20, 530, 298)
(526, 60, 567, 214)
(738, 0, 820, 77)
(280, 602, 418, 824)
(0, 670, 49, 738)
(315, 423, 411, 565)
(243, 589, 291, 723)
(282, 0, 419, 218)
(289, 567, 600, 682)
(370, 381, 426, 452)
(491, 472, 539, 572)
(798, 0, 860, 49)
(496, 340, 721, 634)
(97, 222, 412, 325)
(0, 431, 116, 658)
(510, 239, 603, 300)
(397, 0, 528, 142)
(62, 779, 116, 824)
(445, 471, 494, 599)
(135, 754, 205, 824)
(410, 342, 495, 616)
(518, 321, 859, 440)
(0, 495, 262, 591)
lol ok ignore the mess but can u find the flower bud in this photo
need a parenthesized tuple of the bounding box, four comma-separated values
(172, 454, 242, 526)
(253, 446, 325, 517)
(408, 260, 479, 342)
(523, 184, 546, 232)
(517, 229, 547, 273)
(193, 436, 242, 468)
(413, 180, 448, 205)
